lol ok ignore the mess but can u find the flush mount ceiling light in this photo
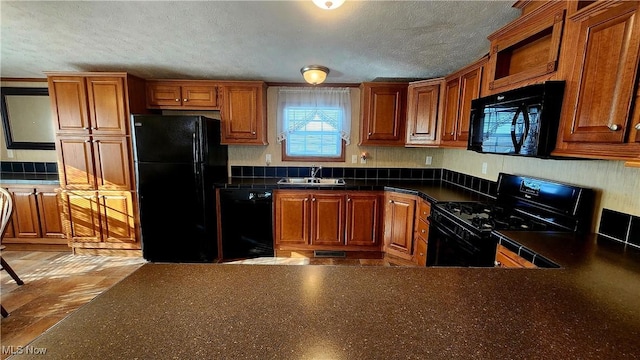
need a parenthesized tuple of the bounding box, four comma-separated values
(312, 0, 345, 10)
(300, 65, 330, 85)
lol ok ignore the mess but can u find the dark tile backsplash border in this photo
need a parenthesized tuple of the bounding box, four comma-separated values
(1, 161, 58, 174)
(598, 208, 640, 248)
(230, 166, 495, 197)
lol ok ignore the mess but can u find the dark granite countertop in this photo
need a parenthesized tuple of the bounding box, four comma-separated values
(217, 177, 492, 203)
(12, 258, 640, 359)
(0, 172, 60, 185)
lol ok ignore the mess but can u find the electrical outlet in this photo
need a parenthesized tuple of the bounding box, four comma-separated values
(425, 156, 432, 165)
(265, 154, 271, 165)
(360, 156, 366, 164)
(6, 150, 14, 158)
(351, 155, 357, 164)
(482, 162, 488, 175)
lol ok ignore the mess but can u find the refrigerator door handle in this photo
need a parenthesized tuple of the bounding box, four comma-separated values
(192, 132, 199, 175)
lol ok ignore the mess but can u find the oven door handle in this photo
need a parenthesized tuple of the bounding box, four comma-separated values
(430, 217, 480, 249)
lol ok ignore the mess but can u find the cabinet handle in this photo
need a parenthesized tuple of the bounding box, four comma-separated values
(411, 133, 415, 136)
(421, 229, 426, 233)
(347, 197, 351, 202)
(312, 198, 316, 202)
(450, 132, 454, 136)
(419, 252, 424, 256)
(368, 132, 372, 136)
(635, 123, 640, 131)
(183, 98, 188, 102)
(389, 200, 394, 204)
(83, 127, 90, 130)
(304, 198, 309, 202)
(91, 127, 97, 130)
(608, 124, 620, 131)
(175, 98, 180, 102)
(85, 140, 91, 143)
(423, 211, 427, 215)
(252, 131, 256, 135)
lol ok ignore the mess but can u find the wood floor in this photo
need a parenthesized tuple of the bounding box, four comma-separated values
(1, 251, 415, 358)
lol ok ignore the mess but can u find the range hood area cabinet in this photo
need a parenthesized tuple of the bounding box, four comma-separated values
(553, 1, 640, 161)
(359, 82, 408, 146)
(46, 72, 147, 254)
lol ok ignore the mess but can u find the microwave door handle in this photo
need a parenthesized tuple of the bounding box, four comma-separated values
(510, 106, 527, 154)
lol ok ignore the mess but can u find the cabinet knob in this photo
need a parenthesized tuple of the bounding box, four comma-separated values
(423, 211, 427, 215)
(411, 133, 415, 136)
(312, 198, 316, 202)
(608, 124, 620, 131)
(91, 127, 97, 130)
(635, 123, 640, 131)
(85, 140, 91, 143)
(388, 200, 393, 204)
(450, 132, 454, 136)
(175, 98, 180, 102)
(419, 252, 424, 257)
(347, 197, 351, 202)
(421, 229, 426, 233)
(252, 131, 256, 135)
(368, 132, 372, 136)
(183, 98, 188, 102)
(304, 198, 309, 202)
(83, 127, 90, 130)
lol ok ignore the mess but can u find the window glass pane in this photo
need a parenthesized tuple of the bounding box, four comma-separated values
(285, 107, 342, 157)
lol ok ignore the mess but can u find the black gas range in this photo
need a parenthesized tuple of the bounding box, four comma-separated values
(426, 173, 594, 267)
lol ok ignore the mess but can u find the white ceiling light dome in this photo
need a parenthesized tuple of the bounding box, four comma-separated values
(301, 65, 330, 85)
(312, 0, 345, 10)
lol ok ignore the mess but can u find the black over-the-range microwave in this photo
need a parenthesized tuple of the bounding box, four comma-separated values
(468, 81, 565, 157)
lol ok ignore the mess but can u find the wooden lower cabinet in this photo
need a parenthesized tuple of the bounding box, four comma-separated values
(383, 192, 417, 260)
(2, 185, 66, 245)
(413, 198, 431, 266)
(495, 244, 536, 268)
(274, 190, 382, 252)
(62, 190, 139, 249)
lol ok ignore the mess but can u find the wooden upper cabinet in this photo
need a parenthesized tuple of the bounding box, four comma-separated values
(310, 193, 345, 246)
(86, 77, 128, 136)
(485, 1, 567, 93)
(220, 82, 267, 145)
(406, 79, 443, 146)
(48, 74, 130, 136)
(440, 58, 486, 148)
(146, 81, 219, 109)
(345, 192, 381, 246)
(554, 1, 640, 161)
(360, 82, 408, 146)
(48, 76, 90, 134)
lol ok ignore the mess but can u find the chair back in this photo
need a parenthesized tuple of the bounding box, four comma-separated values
(0, 188, 13, 241)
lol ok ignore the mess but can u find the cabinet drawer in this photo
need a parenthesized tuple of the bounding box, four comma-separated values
(415, 237, 427, 267)
(495, 244, 537, 268)
(416, 218, 429, 240)
(418, 200, 431, 223)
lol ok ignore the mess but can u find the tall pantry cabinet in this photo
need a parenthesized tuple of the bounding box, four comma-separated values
(47, 72, 147, 256)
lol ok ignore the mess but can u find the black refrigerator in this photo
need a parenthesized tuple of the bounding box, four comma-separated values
(131, 115, 228, 262)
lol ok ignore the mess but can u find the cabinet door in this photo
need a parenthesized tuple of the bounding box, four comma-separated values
(457, 67, 483, 143)
(221, 84, 266, 144)
(99, 191, 136, 243)
(57, 136, 96, 189)
(147, 83, 182, 107)
(440, 78, 461, 142)
(63, 191, 101, 242)
(310, 193, 345, 246)
(274, 191, 309, 245)
(86, 77, 128, 136)
(360, 84, 407, 145)
(48, 76, 90, 134)
(383, 193, 416, 260)
(36, 189, 65, 239)
(3, 220, 15, 238)
(406, 82, 440, 145)
(8, 188, 41, 238)
(92, 136, 132, 190)
(182, 85, 218, 108)
(563, 3, 640, 143)
(345, 193, 381, 246)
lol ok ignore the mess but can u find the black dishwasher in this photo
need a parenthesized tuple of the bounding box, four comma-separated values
(218, 189, 274, 260)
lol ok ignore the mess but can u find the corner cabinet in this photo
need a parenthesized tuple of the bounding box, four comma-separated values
(219, 81, 268, 145)
(47, 72, 147, 255)
(359, 82, 408, 146)
(554, 1, 640, 161)
(405, 78, 443, 146)
(274, 190, 383, 254)
(439, 57, 487, 148)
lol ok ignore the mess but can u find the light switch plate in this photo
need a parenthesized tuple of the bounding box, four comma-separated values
(351, 155, 357, 164)
(482, 162, 488, 174)
(265, 154, 272, 165)
(425, 156, 432, 165)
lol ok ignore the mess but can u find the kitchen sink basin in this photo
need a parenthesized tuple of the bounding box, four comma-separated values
(277, 177, 346, 186)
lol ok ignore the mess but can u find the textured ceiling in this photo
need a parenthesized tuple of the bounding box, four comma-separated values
(0, 1, 520, 83)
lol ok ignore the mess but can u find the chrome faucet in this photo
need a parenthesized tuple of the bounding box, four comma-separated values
(310, 165, 322, 180)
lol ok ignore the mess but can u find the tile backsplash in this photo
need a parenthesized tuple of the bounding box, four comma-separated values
(598, 209, 640, 248)
(0, 161, 58, 174)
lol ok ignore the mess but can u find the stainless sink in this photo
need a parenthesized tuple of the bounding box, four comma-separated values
(277, 177, 346, 186)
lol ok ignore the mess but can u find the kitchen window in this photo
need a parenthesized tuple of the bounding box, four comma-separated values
(277, 87, 351, 161)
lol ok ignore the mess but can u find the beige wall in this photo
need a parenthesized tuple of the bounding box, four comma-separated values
(0, 80, 57, 162)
